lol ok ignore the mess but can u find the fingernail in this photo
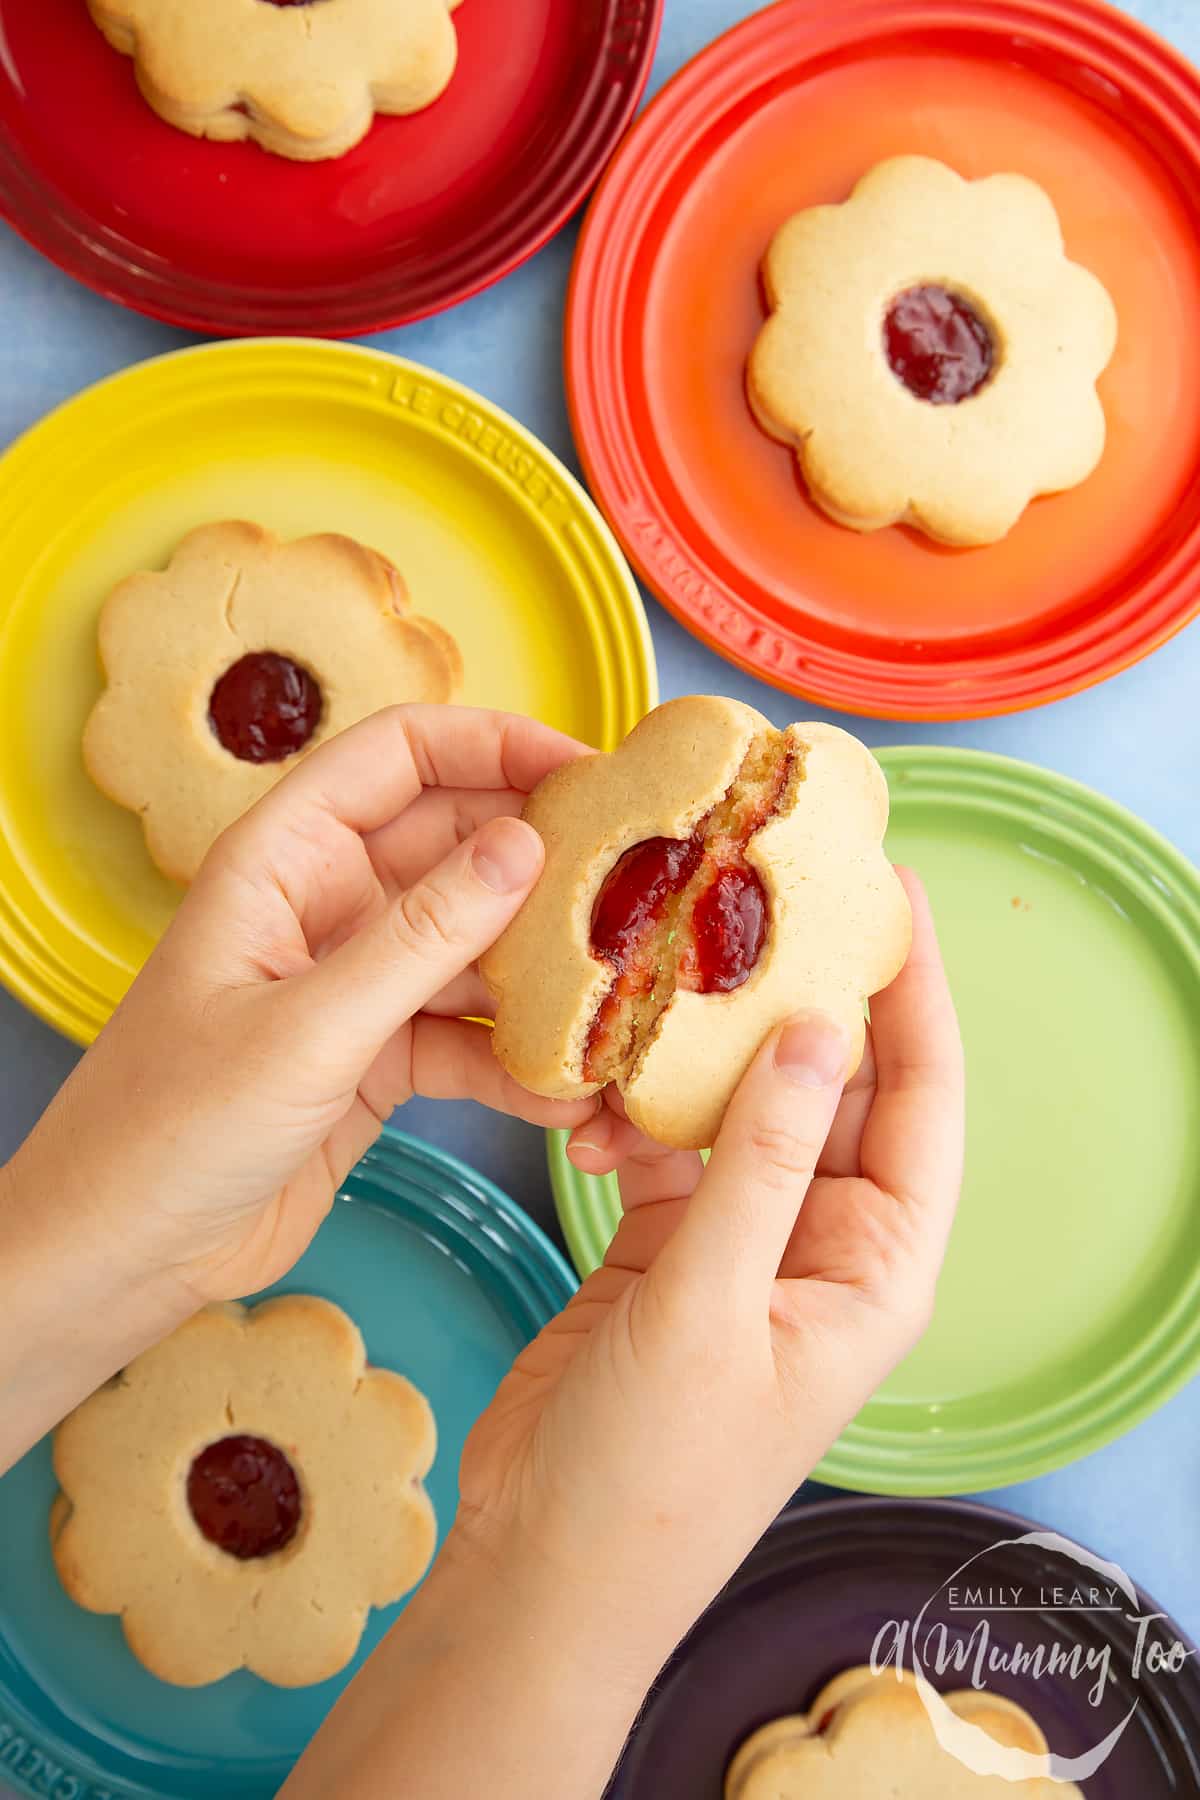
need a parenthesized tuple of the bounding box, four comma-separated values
(473, 819, 542, 896)
(774, 1012, 849, 1088)
(568, 1110, 613, 1159)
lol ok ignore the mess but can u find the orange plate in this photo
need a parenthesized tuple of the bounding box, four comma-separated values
(567, 0, 1200, 718)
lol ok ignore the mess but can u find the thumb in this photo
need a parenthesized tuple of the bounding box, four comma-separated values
(660, 1012, 850, 1297)
(280, 816, 543, 1081)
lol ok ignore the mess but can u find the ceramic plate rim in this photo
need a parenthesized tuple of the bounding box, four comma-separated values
(0, 1126, 577, 1800)
(0, 336, 657, 1047)
(608, 1491, 1200, 1795)
(0, 0, 664, 337)
(565, 0, 1200, 719)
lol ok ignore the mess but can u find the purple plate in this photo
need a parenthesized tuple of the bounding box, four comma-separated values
(609, 1497, 1200, 1796)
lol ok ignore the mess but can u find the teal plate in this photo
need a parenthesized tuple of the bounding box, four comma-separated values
(0, 1130, 575, 1800)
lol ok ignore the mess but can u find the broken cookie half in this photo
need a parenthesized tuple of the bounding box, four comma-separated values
(481, 696, 911, 1151)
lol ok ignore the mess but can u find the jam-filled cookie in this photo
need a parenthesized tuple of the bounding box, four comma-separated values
(50, 1296, 437, 1689)
(726, 1666, 1082, 1798)
(83, 520, 461, 883)
(481, 697, 910, 1152)
(748, 156, 1118, 546)
(87, 0, 465, 162)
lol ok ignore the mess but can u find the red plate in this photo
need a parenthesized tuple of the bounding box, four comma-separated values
(567, 0, 1200, 719)
(0, 0, 661, 337)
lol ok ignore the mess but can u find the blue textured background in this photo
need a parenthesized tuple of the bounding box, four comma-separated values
(0, 0, 1198, 1772)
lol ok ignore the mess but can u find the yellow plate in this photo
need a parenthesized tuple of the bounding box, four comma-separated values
(0, 340, 656, 1045)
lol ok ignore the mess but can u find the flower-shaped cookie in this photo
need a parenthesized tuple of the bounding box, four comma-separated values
(481, 696, 910, 1150)
(88, 0, 465, 161)
(748, 156, 1118, 546)
(726, 1666, 1083, 1798)
(51, 1297, 437, 1688)
(83, 520, 461, 883)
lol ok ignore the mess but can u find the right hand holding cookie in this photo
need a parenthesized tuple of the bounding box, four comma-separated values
(286, 872, 963, 1800)
(455, 872, 962, 1645)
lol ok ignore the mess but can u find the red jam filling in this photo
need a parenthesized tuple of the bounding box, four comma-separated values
(208, 653, 322, 765)
(584, 967, 643, 1082)
(585, 838, 701, 1077)
(685, 864, 767, 995)
(816, 1707, 838, 1736)
(590, 836, 701, 973)
(884, 285, 994, 404)
(583, 749, 792, 1083)
(187, 1435, 302, 1561)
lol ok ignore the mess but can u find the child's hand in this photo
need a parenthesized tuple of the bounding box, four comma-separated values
(292, 871, 962, 1800)
(454, 869, 962, 1657)
(10, 706, 596, 1312)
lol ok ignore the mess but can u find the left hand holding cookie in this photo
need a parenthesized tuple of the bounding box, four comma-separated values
(0, 705, 596, 1469)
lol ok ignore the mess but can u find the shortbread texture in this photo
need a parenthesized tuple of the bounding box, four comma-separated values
(51, 1297, 437, 1688)
(481, 697, 910, 1151)
(726, 1666, 1083, 1798)
(83, 521, 461, 883)
(748, 156, 1118, 546)
(87, 0, 465, 161)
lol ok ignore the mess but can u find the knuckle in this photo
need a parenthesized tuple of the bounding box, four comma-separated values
(746, 1121, 819, 1184)
(871, 1281, 936, 1351)
(198, 811, 256, 878)
(392, 882, 461, 957)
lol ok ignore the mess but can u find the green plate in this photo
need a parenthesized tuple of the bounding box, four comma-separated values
(548, 747, 1200, 1495)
